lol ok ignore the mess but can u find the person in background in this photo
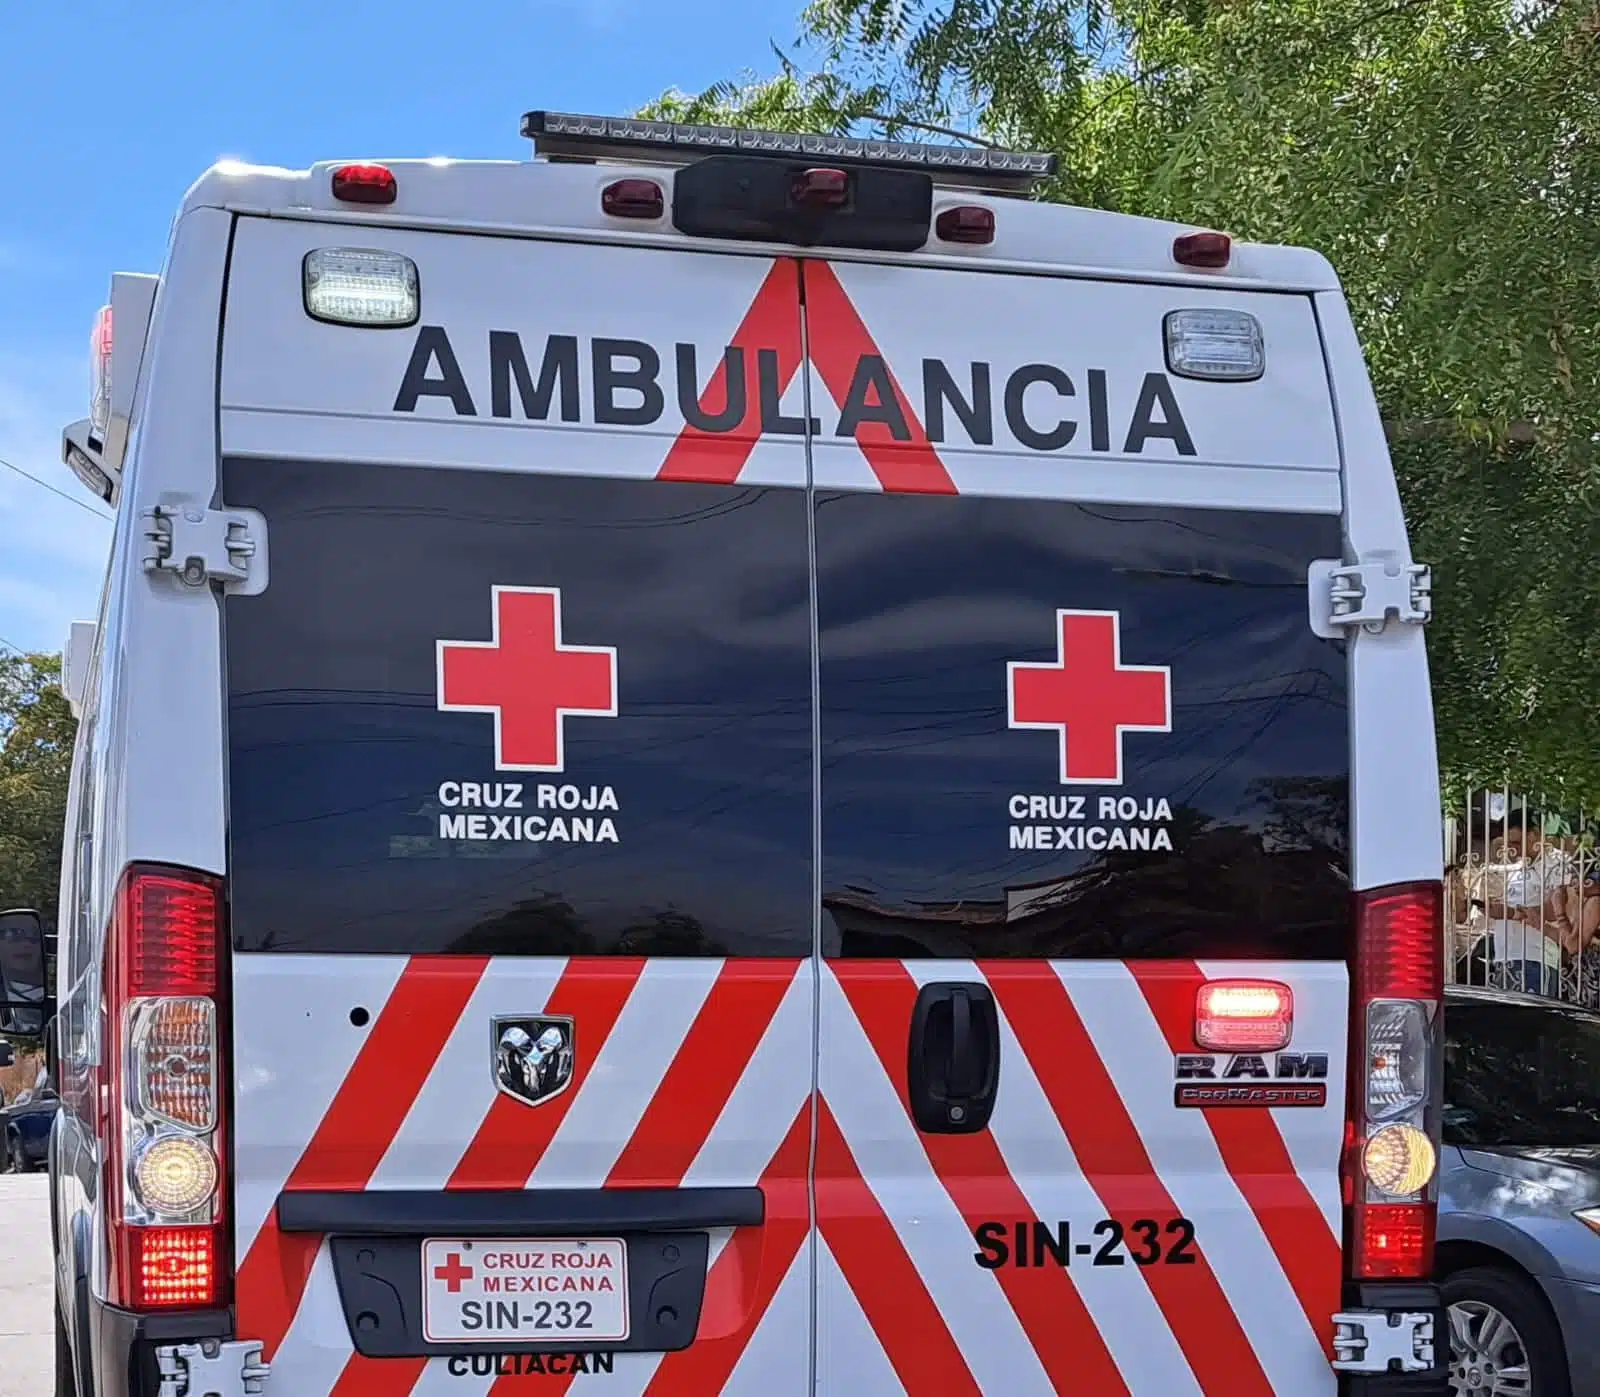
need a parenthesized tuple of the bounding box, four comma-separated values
(1475, 820, 1569, 997)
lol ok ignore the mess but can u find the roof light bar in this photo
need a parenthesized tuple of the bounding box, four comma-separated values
(520, 110, 1056, 194)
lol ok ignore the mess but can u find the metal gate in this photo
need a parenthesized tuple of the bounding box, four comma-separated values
(1445, 790, 1599, 1009)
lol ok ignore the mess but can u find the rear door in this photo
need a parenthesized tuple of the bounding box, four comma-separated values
(220, 220, 817, 1396)
(801, 258, 1351, 1395)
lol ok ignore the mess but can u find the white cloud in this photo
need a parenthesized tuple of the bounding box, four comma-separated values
(0, 345, 113, 655)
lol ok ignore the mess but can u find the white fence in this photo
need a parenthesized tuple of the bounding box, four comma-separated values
(1444, 791, 1599, 1009)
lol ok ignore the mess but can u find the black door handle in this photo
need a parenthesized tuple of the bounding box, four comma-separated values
(907, 981, 1000, 1134)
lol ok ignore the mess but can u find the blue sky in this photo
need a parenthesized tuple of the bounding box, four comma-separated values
(0, 0, 805, 656)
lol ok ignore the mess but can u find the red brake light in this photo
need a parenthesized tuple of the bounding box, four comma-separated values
(1173, 230, 1231, 269)
(1194, 980, 1293, 1051)
(793, 167, 850, 209)
(935, 205, 996, 246)
(1351, 1203, 1434, 1281)
(602, 178, 665, 220)
(331, 163, 398, 206)
(119, 1227, 221, 1310)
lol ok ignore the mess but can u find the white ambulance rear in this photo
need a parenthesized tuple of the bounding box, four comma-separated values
(36, 111, 1448, 1397)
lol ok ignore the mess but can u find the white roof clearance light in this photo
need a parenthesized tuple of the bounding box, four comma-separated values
(303, 248, 419, 328)
(1164, 308, 1265, 382)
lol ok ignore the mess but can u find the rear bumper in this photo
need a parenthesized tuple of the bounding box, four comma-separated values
(86, 1295, 231, 1397)
(76, 1283, 1455, 1395)
(1337, 1282, 1451, 1397)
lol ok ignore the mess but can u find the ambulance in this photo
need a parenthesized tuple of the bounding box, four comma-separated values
(22, 109, 1449, 1396)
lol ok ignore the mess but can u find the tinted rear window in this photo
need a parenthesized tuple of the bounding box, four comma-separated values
(222, 459, 813, 957)
(816, 494, 1350, 961)
(223, 459, 1349, 962)
(1445, 999, 1600, 1148)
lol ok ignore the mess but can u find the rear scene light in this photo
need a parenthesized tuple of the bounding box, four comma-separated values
(601, 178, 664, 219)
(303, 248, 419, 328)
(120, 1227, 220, 1310)
(105, 865, 230, 1311)
(1164, 309, 1264, 382)
(793, 167, 850, 209)
(935, 205, 995, 245)
(331, 162, 397, 205)
(1346, 881, 1443, 1281)
(1173, 230, 1231, 268)
(1194, 980, 1293, 1051)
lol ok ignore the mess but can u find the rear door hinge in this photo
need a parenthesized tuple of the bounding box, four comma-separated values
(1330, 1310, 1435, 1373)
(141, 505, 259, 587)
(155, 1339, 270, 1397)
(1309, 557, 1431, 638)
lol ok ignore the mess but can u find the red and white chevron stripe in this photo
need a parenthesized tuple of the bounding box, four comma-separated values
(230, 954, 1346, 1396)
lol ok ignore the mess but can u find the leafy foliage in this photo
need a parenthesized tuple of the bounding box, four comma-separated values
(0, 652, 75, 926)
(645, 0, 1600, 803)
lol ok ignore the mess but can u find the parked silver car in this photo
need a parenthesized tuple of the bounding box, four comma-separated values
(1440, 986, 1600, 1396)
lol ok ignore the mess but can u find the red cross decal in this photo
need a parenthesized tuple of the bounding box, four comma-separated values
(437, 586, 618, 771)
(1007, 610, 1171, 785)
(433, 1252, 474, 1293)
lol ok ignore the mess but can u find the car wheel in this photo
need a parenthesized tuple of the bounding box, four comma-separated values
(55, 1296, 78, 1397)
(1443, 1265, 1570, 1397)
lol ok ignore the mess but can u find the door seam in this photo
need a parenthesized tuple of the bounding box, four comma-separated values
(797, 255, 823, 1397)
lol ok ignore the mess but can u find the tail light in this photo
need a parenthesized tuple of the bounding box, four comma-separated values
(104, 865, 230, 1311)
(1346, 882, 1443, 1280)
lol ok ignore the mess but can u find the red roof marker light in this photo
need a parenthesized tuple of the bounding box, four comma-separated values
(792, 167, 850, 209)
(1173, 230, 1231, 269)
(602, 178, 665, 220)
(935, 205, 996, 246)
(331, 164, 398, 206)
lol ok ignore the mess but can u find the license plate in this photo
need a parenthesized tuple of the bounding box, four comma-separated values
(422, 1238, 629, 1344)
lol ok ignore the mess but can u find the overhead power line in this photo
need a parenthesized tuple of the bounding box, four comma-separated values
(0, 455, 113, 521)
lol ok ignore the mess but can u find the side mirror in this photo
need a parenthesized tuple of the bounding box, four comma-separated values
(0, 909, 48, 1037)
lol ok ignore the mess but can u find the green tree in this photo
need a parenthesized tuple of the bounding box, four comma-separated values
(646, 0, 1600, 804)
(0, 652, 75, 926)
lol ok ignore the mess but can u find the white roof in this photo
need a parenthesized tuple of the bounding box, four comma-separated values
(181, 156, 1341, 293)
